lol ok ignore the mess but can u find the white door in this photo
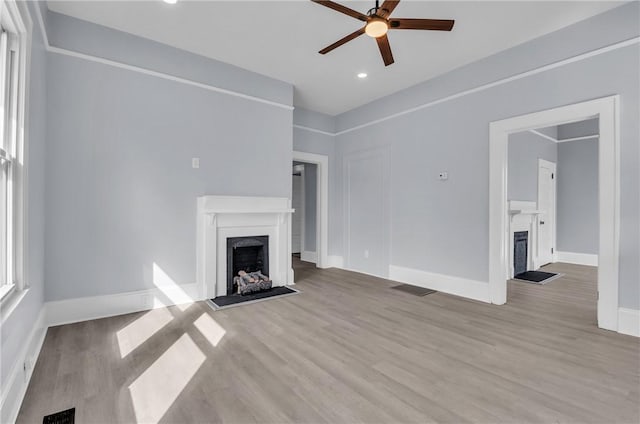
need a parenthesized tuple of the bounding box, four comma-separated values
(537, 159, 556, 266)
(291, 174, 303, 254)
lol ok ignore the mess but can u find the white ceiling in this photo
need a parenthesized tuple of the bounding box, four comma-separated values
(46, 1, 624, 115)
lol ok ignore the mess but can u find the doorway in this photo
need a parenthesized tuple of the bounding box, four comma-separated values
(291, 163, 305, 256)
(292, 151, 329, 268)
(291, 162, 317, 263)
(490, 95, 619, 331)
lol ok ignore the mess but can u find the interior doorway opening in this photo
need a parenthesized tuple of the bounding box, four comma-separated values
(506, 118, 599, 317)
(292, 151, 329, 269)
(291, 162, 316, 263)
(490, 96, 619, 331)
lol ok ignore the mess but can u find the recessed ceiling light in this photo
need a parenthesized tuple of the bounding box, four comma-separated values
(357, 72, 368, 79)
(163, 0, 177, 4)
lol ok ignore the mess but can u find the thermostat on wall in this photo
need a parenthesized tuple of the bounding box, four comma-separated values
(438, 172, 448, 181)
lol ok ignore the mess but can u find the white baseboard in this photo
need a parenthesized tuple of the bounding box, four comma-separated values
(555, 251, 598, 266)
(0, 309, 47, 424)
(340, 265, 389, 280)
(301, 251, 317, 264)
(389, 265, 491, 303)
(618, 308, 640, 337)
(326, 255, 344, 269)
(46, 283, 200, 327)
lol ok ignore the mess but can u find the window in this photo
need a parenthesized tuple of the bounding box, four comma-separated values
(0, 1, 28, 300)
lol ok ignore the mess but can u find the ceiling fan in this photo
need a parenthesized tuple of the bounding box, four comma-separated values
(311, 0, 455, 66)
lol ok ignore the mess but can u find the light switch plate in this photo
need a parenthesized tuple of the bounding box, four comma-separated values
(192, 158, 200, 169)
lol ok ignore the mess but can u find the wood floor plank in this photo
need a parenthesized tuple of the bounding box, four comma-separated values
(17, 260, 640, 423)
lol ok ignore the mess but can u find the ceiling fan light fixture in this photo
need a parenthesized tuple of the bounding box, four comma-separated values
(365, 18, 388, 38)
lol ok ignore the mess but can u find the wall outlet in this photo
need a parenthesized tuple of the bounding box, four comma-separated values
(364, 249, 369, 259)
(438, 171, 448, 181)
(192, 158, 200, 169)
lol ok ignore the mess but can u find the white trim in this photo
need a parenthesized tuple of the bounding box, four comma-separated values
(326, 255, 344, 268)
(293, 124, 335, 137)
(301, 251, 317, 264)
(618, 308, 640, 337)
(292, 151, 329, 269)
(555, 251, 598, 267)
(45, 283, 199, 327)
(32, 5, 292, 112)
(528, 129, 601, 144)
(299, 166, 305, 256)
(557, 134, 599, 143)
(333, 37, 638, 136)
(48, 45, 293, 111)
(389, 265, 490, 303)
(490, 95, 620, 332)
(529, 129, 558, 143)
(0, 308, 46, 424)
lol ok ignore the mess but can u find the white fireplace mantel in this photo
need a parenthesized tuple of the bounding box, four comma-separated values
(508, 200, 540, 278)
(196, 196, 295, 299)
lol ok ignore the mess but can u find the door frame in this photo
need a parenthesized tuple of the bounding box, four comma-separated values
(292, 151, 329, 268)
(299, 166, 306, 258)
(489, 95, 619, 331)
(537, 158, 557, 266)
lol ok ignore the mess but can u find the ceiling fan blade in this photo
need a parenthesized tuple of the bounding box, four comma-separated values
(319, 27, 366, 54)
(311, 0, 368, 22)
(389, 18, 455, 31)
(376, 0, 400, 18)
(376, 34, 394, 66)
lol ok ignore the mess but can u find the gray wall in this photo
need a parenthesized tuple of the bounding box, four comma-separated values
(1, 0, 47, 414)
(44, 12, 294, 301)
(304, 163, 317, 252)
(557, 139, 599, 254)
(508, 131, 558, 202)
(333, 3, 639, 309)
(558, 118, 599, 140)
(46, 11, 292, 106)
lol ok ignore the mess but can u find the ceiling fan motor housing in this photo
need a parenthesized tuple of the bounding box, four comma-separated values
(312, 0, 455, 67)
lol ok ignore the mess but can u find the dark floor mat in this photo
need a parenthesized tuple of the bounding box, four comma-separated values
(514, 270, 559, 284)
(209, 286, 299, 309)
(43, 408, 75, 424)
(391, 284, 437, 296)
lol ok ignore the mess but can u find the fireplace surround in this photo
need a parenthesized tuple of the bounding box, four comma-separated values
(197, 196, 295, 298)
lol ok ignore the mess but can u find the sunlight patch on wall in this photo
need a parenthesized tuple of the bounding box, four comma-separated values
(128, 333, 205, 422)
(193, 313, 226, 347)
(116, 308, 174, 358)
(152, 262, 193, 311)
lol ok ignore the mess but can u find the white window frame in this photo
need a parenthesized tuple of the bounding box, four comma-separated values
(0, 0, 31, 303)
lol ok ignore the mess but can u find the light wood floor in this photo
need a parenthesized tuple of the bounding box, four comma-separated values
(18, 260, 640, 423)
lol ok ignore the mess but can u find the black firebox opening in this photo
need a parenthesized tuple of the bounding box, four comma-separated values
(226, 236, 269, 295)
(513, 231, 529, 276)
